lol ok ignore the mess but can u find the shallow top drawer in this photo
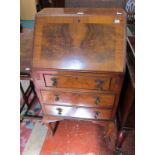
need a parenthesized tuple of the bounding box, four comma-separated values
(44, 74, 111, 90)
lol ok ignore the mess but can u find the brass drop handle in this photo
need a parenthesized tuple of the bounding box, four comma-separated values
(96, 79, 104, 89)
(56, 108, 62, 115)
(95, 96, 100, 105)
(94, 111, 100, 119)
(51, 77, 57, 86)
(55, 95, 60, 101)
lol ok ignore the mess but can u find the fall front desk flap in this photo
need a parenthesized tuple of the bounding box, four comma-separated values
(32, 8, 126, 72)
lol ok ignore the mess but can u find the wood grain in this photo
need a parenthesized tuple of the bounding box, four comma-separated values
(44, 73, 111, 90)
(20, 29, 33, 73)
(32, 8, 126, 72)
(41, 90, 115, 108)
(44, 105, 112, 120)
(32, 70, 122, 93)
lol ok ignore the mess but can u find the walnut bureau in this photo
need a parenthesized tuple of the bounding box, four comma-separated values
(32, 8, 126, 138)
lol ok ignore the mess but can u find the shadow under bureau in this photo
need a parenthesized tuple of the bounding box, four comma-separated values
(32, 8, 126, 139)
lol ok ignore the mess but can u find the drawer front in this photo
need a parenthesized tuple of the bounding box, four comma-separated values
(44, 74, 110, 90)
(41, 90, 115, 108)
(44, 105, 112, 120)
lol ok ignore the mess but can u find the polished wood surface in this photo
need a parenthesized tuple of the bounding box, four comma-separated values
(44, 105, 112, 120)
(119, 36, 135, 127)
(32, 8, 126, 138)
(33, 8, 126, 72)
(32, 70, 123, 92)
(35, 8, 126, 16)
(41, 90, 115, 108)
(116, 36, 135, 150)
(44, 74, 111, 90)
(20, 30, 33, 74)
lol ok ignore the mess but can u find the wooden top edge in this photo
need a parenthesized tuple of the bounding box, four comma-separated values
(36, 8, 126, 17)
(32, 67, 125, 74)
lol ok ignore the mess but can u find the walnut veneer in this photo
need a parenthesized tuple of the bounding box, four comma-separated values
(32, 8, 126, 138)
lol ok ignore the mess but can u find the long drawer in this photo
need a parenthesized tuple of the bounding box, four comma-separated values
(44, 105, 112, 120)
(43, 74, 111, 90)
(41, 90, 115, 108)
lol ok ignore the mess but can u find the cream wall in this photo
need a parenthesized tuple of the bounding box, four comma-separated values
(20, 0, 37, 20)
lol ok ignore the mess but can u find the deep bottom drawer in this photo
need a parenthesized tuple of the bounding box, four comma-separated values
(44, 105, 112, 120)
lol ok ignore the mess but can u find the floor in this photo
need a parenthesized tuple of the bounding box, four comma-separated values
(41, 120, 116, 155)
(40, 121, 134, 155)
(20, 97, 134, 155)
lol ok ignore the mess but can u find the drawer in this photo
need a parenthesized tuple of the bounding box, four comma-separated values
(41, 90, 115, 108)
(44, 74, 111, 90)
(44, 105, 112, 120)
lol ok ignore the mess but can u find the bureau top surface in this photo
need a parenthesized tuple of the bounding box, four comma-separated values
(36, 8, 126, 17)
(33, 8, 126, 72)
